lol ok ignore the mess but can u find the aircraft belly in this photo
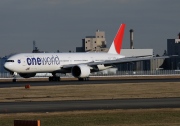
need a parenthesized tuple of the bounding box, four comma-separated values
(19, 65, 60, 73)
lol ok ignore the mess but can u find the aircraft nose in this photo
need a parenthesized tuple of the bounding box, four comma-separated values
(4, 62, 9, 71)
(4, 62, 13, 72)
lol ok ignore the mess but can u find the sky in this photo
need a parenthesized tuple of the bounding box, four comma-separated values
(0, 0, 180, 57)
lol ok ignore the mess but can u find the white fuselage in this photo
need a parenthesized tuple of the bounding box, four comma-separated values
(4, 52, 125, 73)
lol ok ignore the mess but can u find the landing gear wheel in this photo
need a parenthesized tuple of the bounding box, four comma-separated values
(78, 78, 84, 81)
(78, 77, 89, 81)
(49, 77, 52, 81)
(49, 76, 60, 81)
(85, 77, 89, 81)
(13, 79, 16, 82)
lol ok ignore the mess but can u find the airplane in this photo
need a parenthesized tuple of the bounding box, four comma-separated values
(4, 24, 171, 82)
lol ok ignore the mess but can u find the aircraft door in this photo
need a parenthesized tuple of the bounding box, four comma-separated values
(21, 58, 27, 66)
(91, 57, 94, 62)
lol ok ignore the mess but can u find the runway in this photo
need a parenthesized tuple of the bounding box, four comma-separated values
(0, 97, 180, 113)
(1, 76, 180, 88)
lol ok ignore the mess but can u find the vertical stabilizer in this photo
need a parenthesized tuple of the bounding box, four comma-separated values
(108, 24, 126, 54)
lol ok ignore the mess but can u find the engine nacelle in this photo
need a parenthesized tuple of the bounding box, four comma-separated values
(71, 65, 90, 78)
(19, 73, 36, 78)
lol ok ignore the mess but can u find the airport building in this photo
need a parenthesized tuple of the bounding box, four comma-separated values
(165, 33, 180, 70)
(0, 57, 8, 73)
(76, 29, 109, 52)
(167, 33, 180, 55)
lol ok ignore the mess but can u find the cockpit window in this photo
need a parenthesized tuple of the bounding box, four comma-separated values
(5, 60, 14, 62)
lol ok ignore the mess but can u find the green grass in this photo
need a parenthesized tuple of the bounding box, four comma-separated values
(1, 109, 180, 126)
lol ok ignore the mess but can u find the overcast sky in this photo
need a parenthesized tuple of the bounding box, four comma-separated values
(0, 0, 180, 57)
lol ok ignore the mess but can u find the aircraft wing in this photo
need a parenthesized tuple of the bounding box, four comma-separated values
(87, 56, 171, 66)
(62, 56, 173, 69)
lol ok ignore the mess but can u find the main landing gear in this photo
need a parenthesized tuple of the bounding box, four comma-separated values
(49, 73, 60, 81)
(78, 77, 89, 81)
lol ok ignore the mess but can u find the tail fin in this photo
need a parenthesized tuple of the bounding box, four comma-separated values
(108, 23, 126, 54)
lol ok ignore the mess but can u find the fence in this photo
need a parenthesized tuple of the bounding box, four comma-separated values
(0, 70, 180, 78)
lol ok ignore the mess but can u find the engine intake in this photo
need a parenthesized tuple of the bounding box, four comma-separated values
(72, 65, 90, 78)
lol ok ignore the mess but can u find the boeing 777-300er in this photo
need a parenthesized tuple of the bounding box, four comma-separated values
(4, 24, 170, 82)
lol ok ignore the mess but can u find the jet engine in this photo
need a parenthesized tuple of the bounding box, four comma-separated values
(19, 73, 36, 78)
(71, 65, 90, 78)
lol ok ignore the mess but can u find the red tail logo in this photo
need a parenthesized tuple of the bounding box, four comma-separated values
(114, 24, 126, 54)
(108, 24, 126, 54)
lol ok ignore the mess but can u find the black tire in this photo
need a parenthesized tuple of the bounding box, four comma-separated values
(57, 77, 60, 81)
(49, 77, 60, 81)
(78, 78, 84, 81)
(13, 79, 16, 82)
(49, 77, 52, 81)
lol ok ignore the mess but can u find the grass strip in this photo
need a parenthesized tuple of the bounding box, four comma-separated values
(1, 82, 180, 102)
(1, 109, 180, 126)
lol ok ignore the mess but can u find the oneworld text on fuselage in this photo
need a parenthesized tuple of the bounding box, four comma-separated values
(26, 55, 60, 65)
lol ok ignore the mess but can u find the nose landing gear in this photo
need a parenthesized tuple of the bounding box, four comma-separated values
(11, 72, 18, 82)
